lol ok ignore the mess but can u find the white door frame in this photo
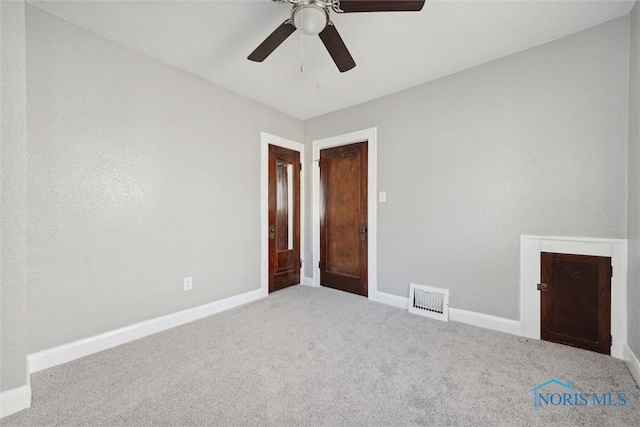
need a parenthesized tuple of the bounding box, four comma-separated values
(312, 128, 377, 301)
(260, 132, 305, 296)
(520, 235, 627, 359)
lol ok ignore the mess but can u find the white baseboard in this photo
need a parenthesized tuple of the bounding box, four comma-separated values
(376, 291, 409, 309)
(0, 384, 31, 419)
(28, 288, 266, 374)
(612, 341, 626, 360)
(301, 276, 316, 287)
(449, 308, 523, 336)
(375, 292, 522, 336)
(623, 343, 640, 386)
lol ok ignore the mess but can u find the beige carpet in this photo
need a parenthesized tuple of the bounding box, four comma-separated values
(3, 285, 640, 426)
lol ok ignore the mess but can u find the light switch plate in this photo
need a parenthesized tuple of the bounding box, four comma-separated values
(379, 192, 387, 203)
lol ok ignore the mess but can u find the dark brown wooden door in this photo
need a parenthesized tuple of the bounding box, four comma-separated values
(540, 252, 612, 355)
(268, 144, 300, 293)
(320, 142, 368, 296)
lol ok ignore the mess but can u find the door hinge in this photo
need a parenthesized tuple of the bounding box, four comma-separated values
(537, 283, 548, 292)
(299, 259, 303, 268)
(300, 163, 302, 171)
(610, 266, 613, 277)
(610, 335, 613, 346)
(318, 261, 321, 269)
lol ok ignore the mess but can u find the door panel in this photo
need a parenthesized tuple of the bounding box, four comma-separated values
(540, 252, 611, 355)
(269, 145, 300, 293)
(320, 142, 367, 296)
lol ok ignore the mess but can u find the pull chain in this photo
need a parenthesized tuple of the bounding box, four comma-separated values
(300, 7, 304, 72)
(315, 40, 320, 89)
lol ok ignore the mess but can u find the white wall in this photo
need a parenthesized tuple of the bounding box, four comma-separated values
(1, 0, 29, 392)
(24, 5, 303, 353)
(628, 1, 640, 358)
(304, 17, 630, 320)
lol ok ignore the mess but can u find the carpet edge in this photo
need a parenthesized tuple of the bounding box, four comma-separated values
(376, 291, 523, 336)
(624, 343, 640, 387)
(27, 288, 266, 374)
(0, 383, 31, 419)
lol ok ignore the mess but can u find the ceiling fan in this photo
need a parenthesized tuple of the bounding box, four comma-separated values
(248, 0, 426, 73)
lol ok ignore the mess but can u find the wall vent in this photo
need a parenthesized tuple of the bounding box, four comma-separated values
(408, 283, 449, 322)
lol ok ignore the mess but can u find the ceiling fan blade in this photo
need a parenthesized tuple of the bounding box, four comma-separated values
(319, 22, 356, 73)
(334, 0, 425, 13)
(248, 20, 296, 62)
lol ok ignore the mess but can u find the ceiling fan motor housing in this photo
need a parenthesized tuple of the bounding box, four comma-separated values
(291, 1, 330, 36)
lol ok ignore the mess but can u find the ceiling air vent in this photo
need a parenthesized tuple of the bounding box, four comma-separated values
(408, 283, 449, 322)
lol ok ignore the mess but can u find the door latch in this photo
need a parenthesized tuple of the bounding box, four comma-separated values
(360, 226, 367, 241)
(269, 225, 275, 240)
(537, 283, 548, 292)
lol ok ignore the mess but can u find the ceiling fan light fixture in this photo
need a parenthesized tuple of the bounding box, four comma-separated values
(292, 4, 328, 36)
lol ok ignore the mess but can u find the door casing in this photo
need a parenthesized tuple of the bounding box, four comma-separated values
(312, 128, 377, 301)
(261, 132, 304, 297)
(520, 235, 627, 359)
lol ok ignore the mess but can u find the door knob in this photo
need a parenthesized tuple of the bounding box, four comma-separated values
(269, 225, 275, 240)
(360, 226, 367, 241)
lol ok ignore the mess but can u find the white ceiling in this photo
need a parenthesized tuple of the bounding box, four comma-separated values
(30, 0, 635, 120)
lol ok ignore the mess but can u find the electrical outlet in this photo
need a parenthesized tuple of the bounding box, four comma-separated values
(184, 277, 192, 291)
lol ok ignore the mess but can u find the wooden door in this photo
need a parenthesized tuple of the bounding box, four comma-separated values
(320, 141, 368, 296)
(540, 252, 612, 355)
(268, 144, 301, 293)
